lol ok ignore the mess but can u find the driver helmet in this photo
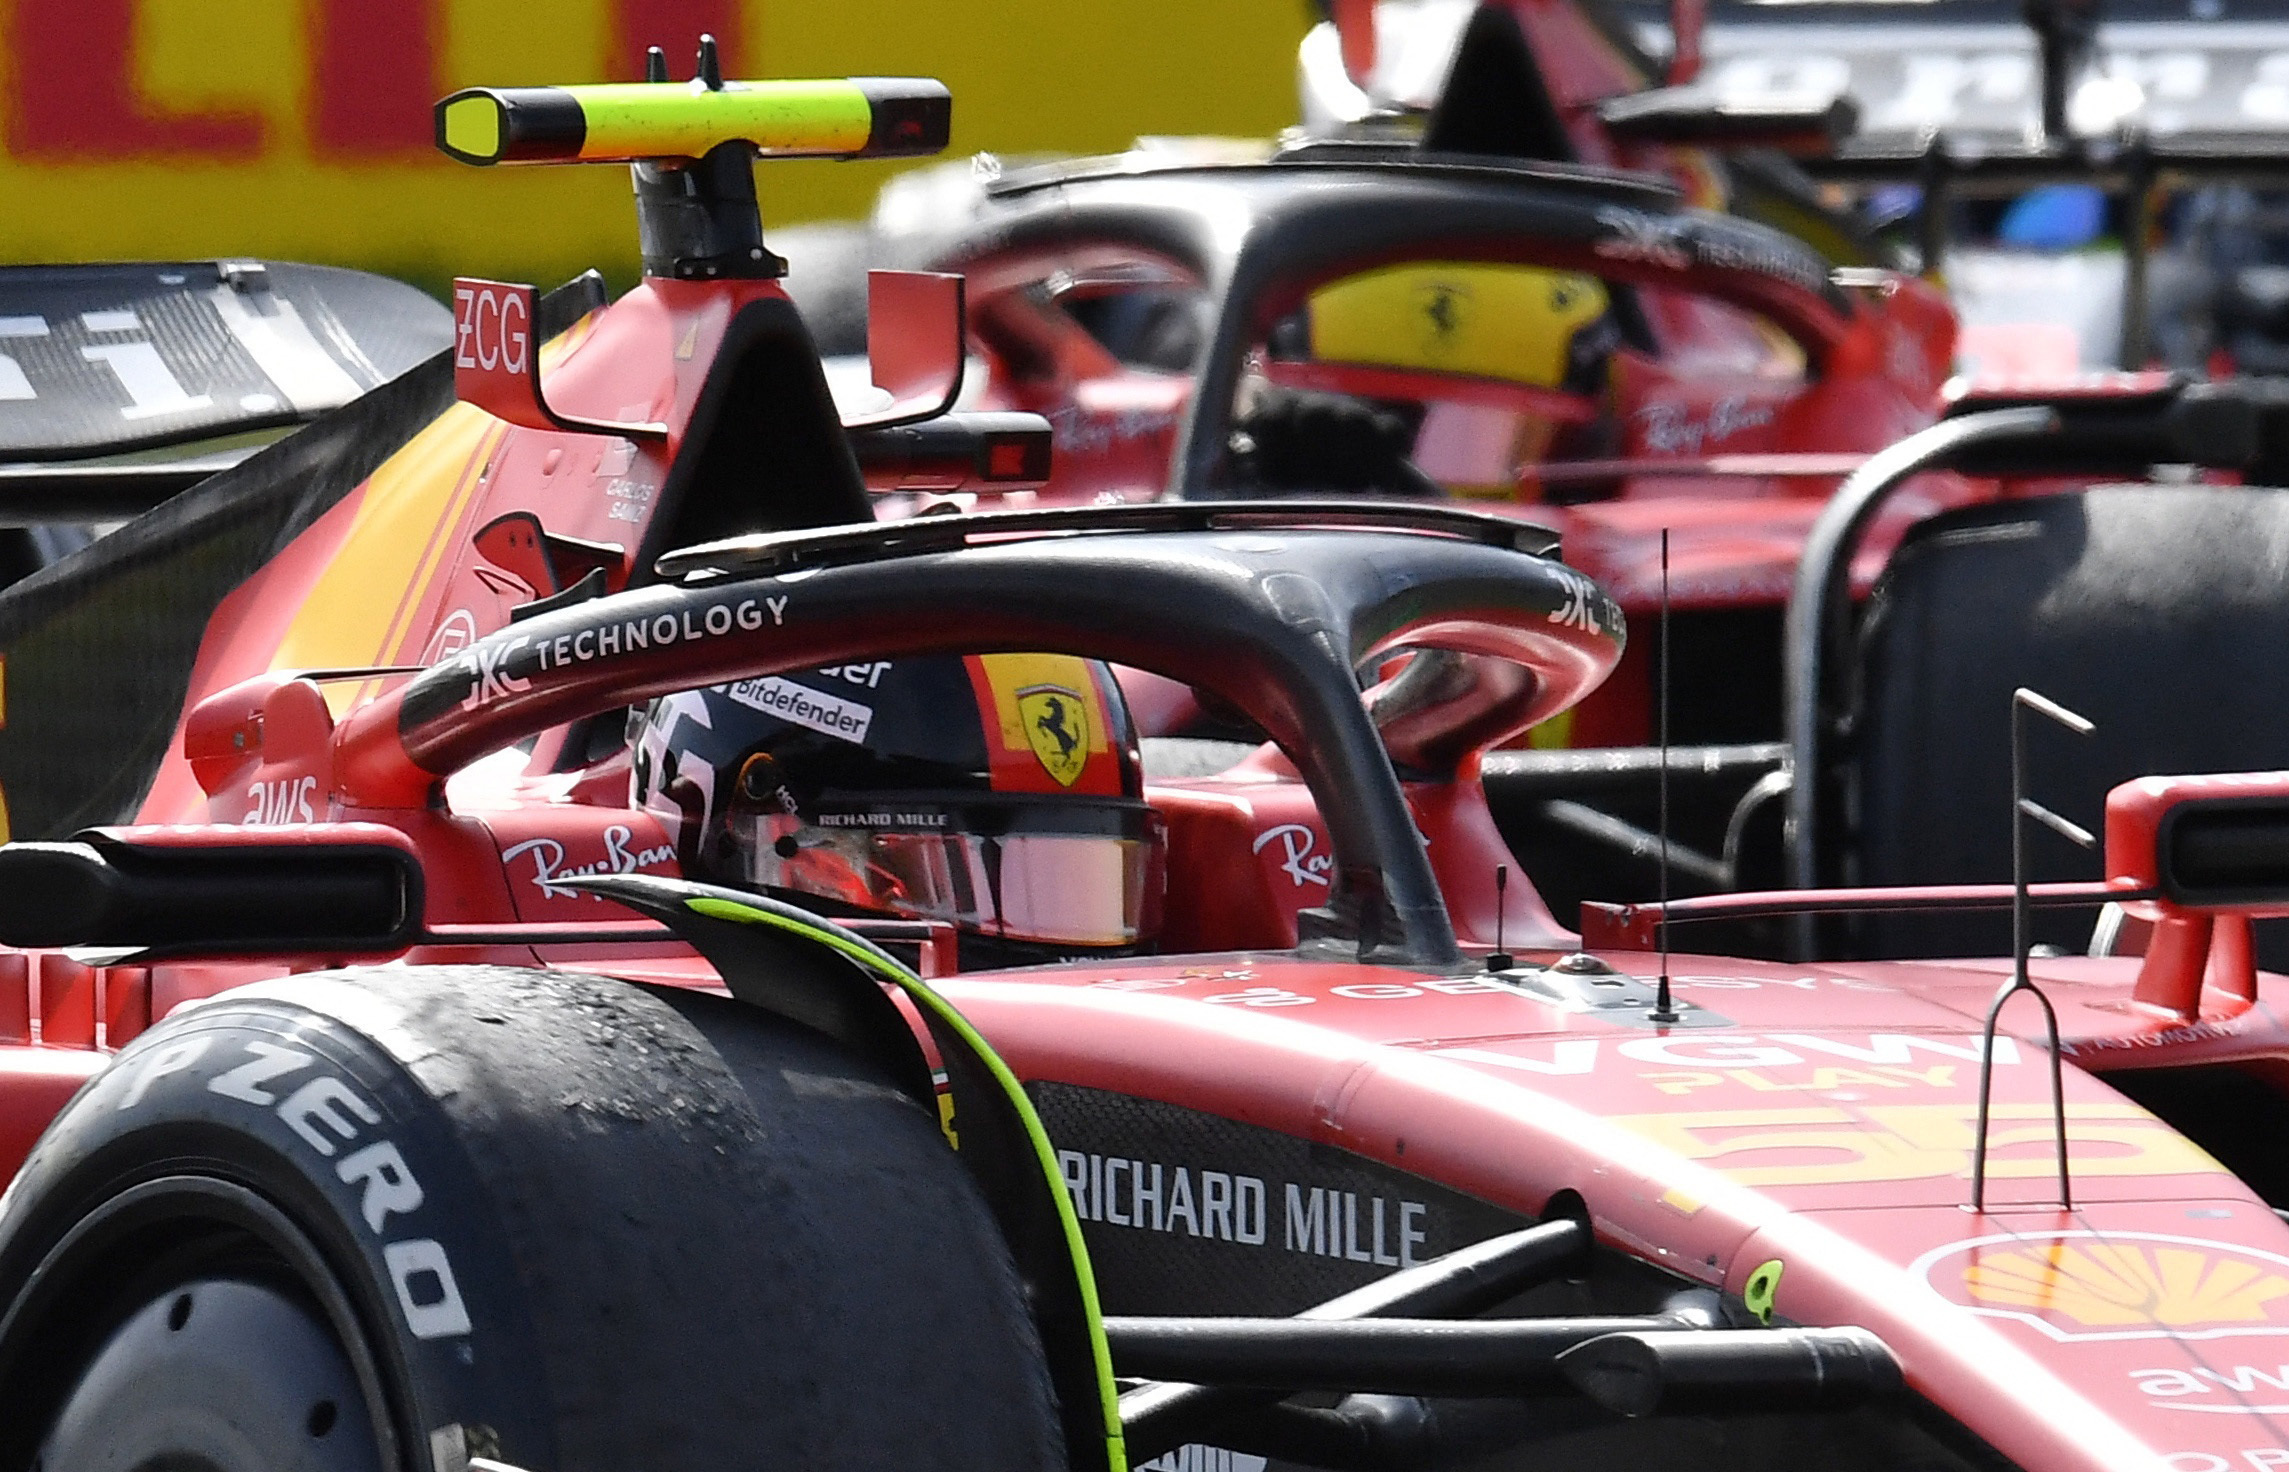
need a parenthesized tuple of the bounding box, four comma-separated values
(1299, 262, 1622, 492)
(631, 653, 1161, 969)
(1306, 262, 1617, 392)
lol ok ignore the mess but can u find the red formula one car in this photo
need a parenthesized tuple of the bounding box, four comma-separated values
(876, 122, 2289, 951)
(8, 51, 2289, 1472)
(884, 4, 2289, 963)
(861, 3, 1948, 657)
(822, 12, 1959, 927)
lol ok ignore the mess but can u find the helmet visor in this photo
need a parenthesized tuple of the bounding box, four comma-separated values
(720, 799, 1159, 949)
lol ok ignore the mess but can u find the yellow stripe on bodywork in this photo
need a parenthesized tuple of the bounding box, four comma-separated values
(270, 316, 600, 712)
(268, 405, 499, 713)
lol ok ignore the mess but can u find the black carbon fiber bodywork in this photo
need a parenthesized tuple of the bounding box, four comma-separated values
(1029, 1081, 1527, 1317)
(0, 276, 602, 840)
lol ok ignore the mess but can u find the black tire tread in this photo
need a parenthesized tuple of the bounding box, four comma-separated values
(7, 964, 1064, 1472)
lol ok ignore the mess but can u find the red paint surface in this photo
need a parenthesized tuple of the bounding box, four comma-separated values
(4, 0, 263, 159)
(934, 949, 2289, 1470)
(609, 0, 744, 80)
(309, 0, 440, 157)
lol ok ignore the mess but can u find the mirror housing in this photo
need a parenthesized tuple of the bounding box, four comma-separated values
(846, 270, 966, 429)
(0, 824, 424, 958)
(2103, 772, 2289, 1019)
(2106, 772, 2289, 912)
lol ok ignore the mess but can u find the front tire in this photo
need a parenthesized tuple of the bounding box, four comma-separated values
(0, 965, 1064, 1472)
(40, 1275, 384, 1472)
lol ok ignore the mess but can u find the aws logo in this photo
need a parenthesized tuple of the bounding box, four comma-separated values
(1917, 1232, 2289, 1343)
(2135, 1359, 2289, 1415)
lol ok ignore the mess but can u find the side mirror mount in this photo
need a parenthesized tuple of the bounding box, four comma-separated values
(845, 270, 965, 430)
(453, 278, 667, 439)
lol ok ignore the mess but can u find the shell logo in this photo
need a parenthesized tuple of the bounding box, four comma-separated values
(1916, 1232, 2289, 1342)
(1966, 1243, 2289, 1326)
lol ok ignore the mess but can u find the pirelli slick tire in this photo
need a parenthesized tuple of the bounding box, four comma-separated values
(0, 965, 1064, 1472)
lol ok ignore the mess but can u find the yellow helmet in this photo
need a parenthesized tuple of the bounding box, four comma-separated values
(1307, 262, 1616, 392)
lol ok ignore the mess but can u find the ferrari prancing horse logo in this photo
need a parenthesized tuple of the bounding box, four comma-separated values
(1018, 684, 1090, 787)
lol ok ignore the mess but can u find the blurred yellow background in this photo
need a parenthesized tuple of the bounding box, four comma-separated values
(0, 0, 1312, 290)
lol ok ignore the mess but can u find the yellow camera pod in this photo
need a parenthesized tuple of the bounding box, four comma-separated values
(437, 77, 950, 167)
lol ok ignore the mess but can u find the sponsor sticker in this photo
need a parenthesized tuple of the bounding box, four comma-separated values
(974, 653, 1114, 794)
(1635, 395, 1778, 455)
(1017, 683, 1090, 787)
(1916, 1232, 2289, 1346)
(1055, 1146, 1433, 1268)
(1547, 566, 1614, 636)
(1607, 1101, 2218, 1188)
(451, 595, 785, 711)
(726, 676, 873, 743)
(1252, 823, 1333, 889)
(500, 824, 676, 901)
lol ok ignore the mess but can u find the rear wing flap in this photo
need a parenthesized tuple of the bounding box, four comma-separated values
(0, 261, 452, 466)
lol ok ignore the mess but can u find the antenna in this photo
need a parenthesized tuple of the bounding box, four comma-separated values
(1969, 686, 2095, 1213)
(2025, 0, 2101, 147)
(1487, 865, 1513, 973)
(645, 45, 669, 83)
(1667, 0, 1707, 84)
(1649, 529, 1680, 1025)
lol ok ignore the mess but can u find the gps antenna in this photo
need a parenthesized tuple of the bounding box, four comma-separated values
(1969, 686, 2094, 1212)
(1650, 529, 1680, 1025)
(1487, 865, 1514, 973)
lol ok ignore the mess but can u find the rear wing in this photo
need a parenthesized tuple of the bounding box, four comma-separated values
(0, 260, 450, 466)
(1628, 0, 2289, 365)
(1642, 3, 2289, 157)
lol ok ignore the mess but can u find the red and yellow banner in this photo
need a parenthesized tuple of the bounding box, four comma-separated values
(0, 0, 1307, 289)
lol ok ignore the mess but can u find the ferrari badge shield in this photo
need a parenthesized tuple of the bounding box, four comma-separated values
(1017, 684, 1090, 787)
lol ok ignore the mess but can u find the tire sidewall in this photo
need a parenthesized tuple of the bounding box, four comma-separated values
(0, 988, 556, 1472)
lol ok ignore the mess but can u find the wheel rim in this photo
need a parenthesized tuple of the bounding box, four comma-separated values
(39, 1276, 384, 1472)
(0, 1176, 404, 1472)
